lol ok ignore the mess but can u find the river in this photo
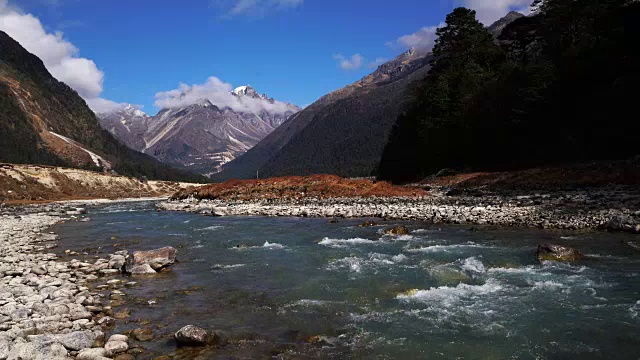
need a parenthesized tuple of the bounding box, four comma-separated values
(53, 201, 640, 359)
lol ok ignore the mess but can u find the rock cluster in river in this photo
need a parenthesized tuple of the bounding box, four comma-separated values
(158, 185, 640, 232)
(124, 247, 177, 275)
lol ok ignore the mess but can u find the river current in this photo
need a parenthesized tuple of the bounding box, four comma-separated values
(53, 201, 640, 359)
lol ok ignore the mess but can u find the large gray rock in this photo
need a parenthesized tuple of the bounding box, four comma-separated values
(76, 347, 109, 360)
(107, 255, 126, 270)
(604, 215, 637, 232)
(104, 340, 128, 355)
(68, 304, 92, 321)
(0, 337, 10, 360)
(174, 325, 210, 347)
(7, 337, 68, 360)
(55, 330, 102, 351)
(30, 265, 47, 276)
(536, 244, 584, 262)
(124, 247, 177, 273)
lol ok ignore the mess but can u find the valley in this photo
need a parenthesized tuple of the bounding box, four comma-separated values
(0, 0, 639, 359)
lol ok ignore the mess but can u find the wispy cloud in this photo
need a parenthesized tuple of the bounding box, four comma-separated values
(387, 24, 442, 52)
(333, 53, 364, 71)
(388, 0, 532, 52)
(216, 0, 303, 18)
(154, 76, 295, 114)
(460, 0, 532, 25)
(0, 0, 123, 113)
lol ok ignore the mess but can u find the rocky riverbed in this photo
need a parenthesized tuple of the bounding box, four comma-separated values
(0, 203, 176, 360)
(158, 185, 640, 233)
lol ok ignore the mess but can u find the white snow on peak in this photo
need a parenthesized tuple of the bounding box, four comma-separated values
(123, 104, 147, 118)
(196, 99, 212, 107)
(232, 85, 250, 96)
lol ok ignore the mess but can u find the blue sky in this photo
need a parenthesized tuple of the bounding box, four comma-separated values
(2, 0, 531, 114)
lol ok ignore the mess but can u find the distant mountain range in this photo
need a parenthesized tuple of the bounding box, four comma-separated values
(0, 30, 204, 182)
(98, 85, 299, 176)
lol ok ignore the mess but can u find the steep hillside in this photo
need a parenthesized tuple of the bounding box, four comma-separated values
(0, 30, 205, 183)
(379, 2, 640, 182)
(98, 85, 299, 176)
(213, 49, 431, 180)
(0, 163, 196, 203)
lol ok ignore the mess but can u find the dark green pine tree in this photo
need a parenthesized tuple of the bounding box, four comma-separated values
(379, 8, 504, 182)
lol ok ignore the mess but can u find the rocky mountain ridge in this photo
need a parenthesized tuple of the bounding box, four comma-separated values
(98, 85, 300, 176)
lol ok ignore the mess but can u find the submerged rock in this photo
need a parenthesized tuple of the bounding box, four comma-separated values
(174, 325, 211, 347)
(127, 264, 156, 275)
(536, 244, 584, 262)
(124, 247, 177, 274)
(624, 241, 640, 251)
(131, 327, 153, 342)
(384, 225, 410, 236)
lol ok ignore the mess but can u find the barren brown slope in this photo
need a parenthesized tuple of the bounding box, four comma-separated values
(0, 163, 196, 204)
(172, 174, 427, 201)
(423, 160, 640, 191)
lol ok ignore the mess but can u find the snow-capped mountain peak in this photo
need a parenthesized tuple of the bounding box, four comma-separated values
(120, 104, 148, 118)
(98, 86, 301, 177)
(232, 85, 250, 96)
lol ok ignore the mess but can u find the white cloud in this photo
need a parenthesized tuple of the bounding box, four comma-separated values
(219, 0, 303, 18)
(0, 0, 117, 112)
(461, 0, 532, 25)
(368, 57, 388, 69)
(86, 98, 129, 114)
(333, 53, 364, 71)
(390, 24, 443, 52)
(388, 0, 532, 52)
(154, 76, 296, 114)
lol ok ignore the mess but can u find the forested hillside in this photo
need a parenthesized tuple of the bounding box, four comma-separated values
(379, 0, 640, 183)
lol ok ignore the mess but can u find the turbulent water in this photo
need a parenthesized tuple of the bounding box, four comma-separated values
(54, 201, 640, 359)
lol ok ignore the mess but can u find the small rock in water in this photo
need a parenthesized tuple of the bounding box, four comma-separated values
(358, 220, 377, 227)
(128, 264, 156, 275)
(174, 325, 212, 347)
(536, 244, 584, 262)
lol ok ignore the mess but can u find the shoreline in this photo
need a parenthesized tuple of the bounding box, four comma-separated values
(0, 201, 148, 359)
(158, 185, 640, 233)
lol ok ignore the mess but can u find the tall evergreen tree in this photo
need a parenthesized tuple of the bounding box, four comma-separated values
(379, 8, 503, 181)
